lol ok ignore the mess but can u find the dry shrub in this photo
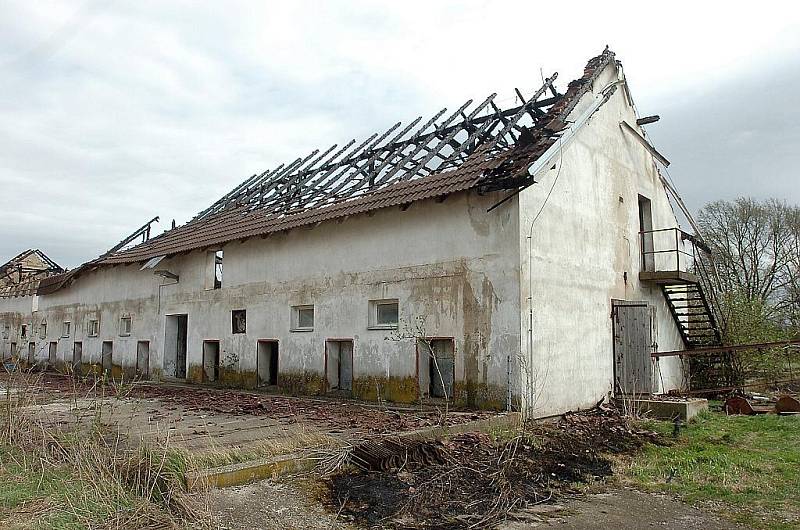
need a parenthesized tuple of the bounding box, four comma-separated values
(0, 368, 210, 529)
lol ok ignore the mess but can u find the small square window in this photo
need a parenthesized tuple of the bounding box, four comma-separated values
(369, 299, 399, 329)
(232, 309, 246, 334)
(291, 305, 314, 331)
(62, 321, 71, 338)
(119, 317, 132, 337)
(88, 319, 99, 337)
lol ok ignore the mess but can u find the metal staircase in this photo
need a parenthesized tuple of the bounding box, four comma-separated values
(639, 227, 721, 349)
(661, 282, 721, 347)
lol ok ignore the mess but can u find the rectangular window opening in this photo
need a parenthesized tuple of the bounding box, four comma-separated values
(21, 324, 28, 339)
(39, 322, 47, 339)
(119, 317, 132, 337)
(232, 309, 247, 334)
(61, 321, 71, 338)
(369, 299, 399, 329)
(205, 250, 223, 289)
(88, 319, 99, 337)
(291, 305, 314, 331)
(215, 251, 223, 289)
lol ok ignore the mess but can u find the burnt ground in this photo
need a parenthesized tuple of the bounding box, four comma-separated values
(207, 479, 742, 530)
(321, 407, 670, 529)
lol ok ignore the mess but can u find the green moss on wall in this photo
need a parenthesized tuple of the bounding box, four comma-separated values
(351, 375, 419, 404)
(278, 371, 325, 396)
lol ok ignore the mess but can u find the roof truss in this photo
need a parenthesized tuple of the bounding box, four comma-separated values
(194, 74, 562, 221)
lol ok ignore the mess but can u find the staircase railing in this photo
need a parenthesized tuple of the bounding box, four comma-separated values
(639, 227, 704, 273)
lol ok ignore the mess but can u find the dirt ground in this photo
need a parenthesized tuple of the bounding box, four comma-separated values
(6, 374, 490, 455)
(207, 477, 741, 530)
(516, 488, 743, 529)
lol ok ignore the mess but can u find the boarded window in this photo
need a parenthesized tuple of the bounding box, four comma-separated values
(232, 309, 247, 334)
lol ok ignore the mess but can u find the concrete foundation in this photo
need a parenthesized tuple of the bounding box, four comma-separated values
(625, 397, 708, 421)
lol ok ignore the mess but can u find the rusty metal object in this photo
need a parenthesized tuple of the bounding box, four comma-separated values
(652, 339, 800, 358)
(724, 396, 755, 415)
(775, 395, 800, 415)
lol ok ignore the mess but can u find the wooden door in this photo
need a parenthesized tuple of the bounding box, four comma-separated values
(612, 301, 653, 395)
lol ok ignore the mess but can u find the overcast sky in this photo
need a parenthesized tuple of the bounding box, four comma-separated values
(1, 1, 799, 268)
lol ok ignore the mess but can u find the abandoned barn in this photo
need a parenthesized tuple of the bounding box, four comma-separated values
(0, 49, 720, 415)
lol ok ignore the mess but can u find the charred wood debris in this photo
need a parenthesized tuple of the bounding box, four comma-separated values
(323, 404, 663, 529)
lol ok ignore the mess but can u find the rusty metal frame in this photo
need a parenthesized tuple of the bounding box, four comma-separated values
(653, 339, 800, 358)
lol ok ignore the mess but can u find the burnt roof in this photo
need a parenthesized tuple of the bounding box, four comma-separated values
(0, 249, 64, 298)
(38, 49, 617, 295)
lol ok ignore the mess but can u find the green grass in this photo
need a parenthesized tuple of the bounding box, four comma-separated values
(0, 443, 192, 529)
(627, 411, 800, 529)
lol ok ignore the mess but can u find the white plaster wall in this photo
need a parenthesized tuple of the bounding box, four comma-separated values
(169, 191, 521, 402)
(0, 294, 36, 359)
(0, 191, 521, 405)
(3, 252, 207, 368)
(516, 62, 686, 417)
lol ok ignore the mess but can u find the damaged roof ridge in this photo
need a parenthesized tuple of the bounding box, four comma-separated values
(100, 157, 492, 264)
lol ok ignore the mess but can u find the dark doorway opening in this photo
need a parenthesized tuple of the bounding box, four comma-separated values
(72, 342, 82, 376)
(638, 195, 654, 272)
(257, 340, 279, 386)
(27, 342, 35, 365)
(48, 341, 57, 366)
(202, 341, 220, 383)
(422, 339, 455, 399)
(137, 341, 150, 377)
(101, 341, 113, 375)
(326, 340, 353, 392)
(165, 314, 188, 379)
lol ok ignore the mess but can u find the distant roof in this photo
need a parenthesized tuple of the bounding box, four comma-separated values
(0, 249, 64, 298)
(38, 49, 617, 295)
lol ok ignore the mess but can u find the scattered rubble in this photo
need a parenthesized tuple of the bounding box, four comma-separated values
(13, 373, 491, 436)
(324, 406, 662, 529)
(724, 393, 800, 415)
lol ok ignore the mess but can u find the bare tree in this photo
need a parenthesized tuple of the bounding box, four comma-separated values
(386, 316, 450, 423)
(698, 198, 800, 331)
